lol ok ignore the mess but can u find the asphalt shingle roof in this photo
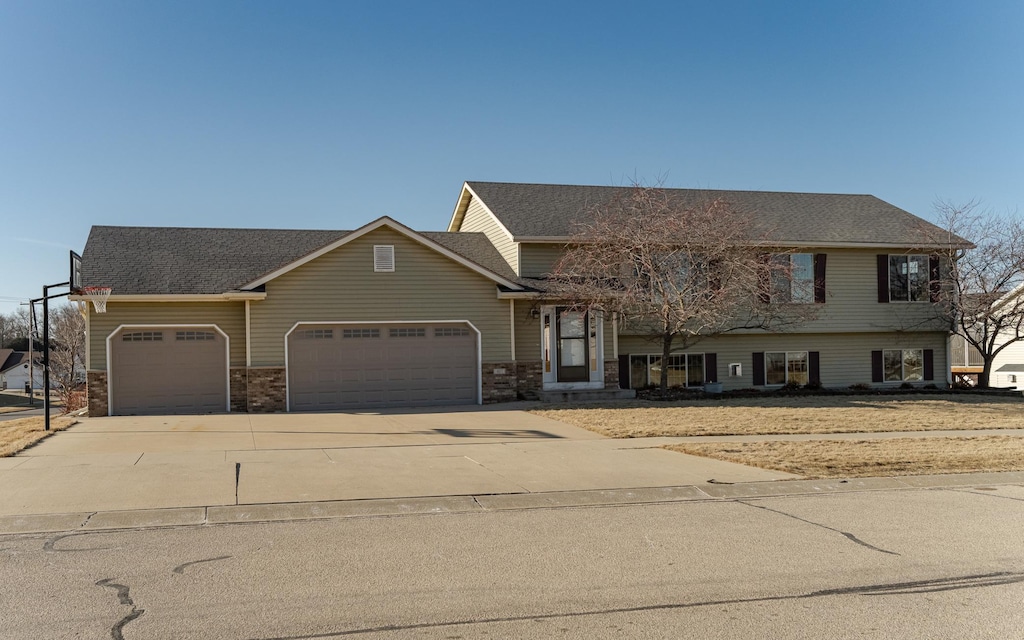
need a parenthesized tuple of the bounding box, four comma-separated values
(82, 225, 519, 295)
(464, 181, 957, 246)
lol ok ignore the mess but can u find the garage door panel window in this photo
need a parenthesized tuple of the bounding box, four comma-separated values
(176, 331, 216, 341)
(435, 327, 470, 337)
(342, 328, 380, 339)
(297, 329, 333, 340)
(389, 327, 426, 338)
(122, 331, 162, 342)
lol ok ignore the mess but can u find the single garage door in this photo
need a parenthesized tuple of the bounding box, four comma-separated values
(109, 327, 228, 415)
(288, 323, 477, 411)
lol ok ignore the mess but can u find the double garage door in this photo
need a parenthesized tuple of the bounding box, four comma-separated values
(109, 327, 228, 416)
(288, 322, 478, 411)
(108, 322, 478, 415)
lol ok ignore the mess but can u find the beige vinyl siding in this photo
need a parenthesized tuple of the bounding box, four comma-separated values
(615, 248, 948, 336)
(511, 300, 615, 363)
(89, 301, 246, 370)
(249, 228, 511, 365)
(460, 197, 519, 275)
(519, 243, 566, 278)
(617, 332, 948, 390)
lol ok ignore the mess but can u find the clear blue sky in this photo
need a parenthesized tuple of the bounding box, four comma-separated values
(2, 0, 1022, 313)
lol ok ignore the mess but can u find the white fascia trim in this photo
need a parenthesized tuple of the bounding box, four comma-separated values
(71, 293, 266, 302)
(496, 291, 545, 300)
(105, 324, 231, 417)
(511, 238, 967, 250)
(243, 215, 523, 291)
(283, 320, 483, 412)
(446, 184, 517, 243)
(446, 183, 473, 231)
(513, 236, 572, 243)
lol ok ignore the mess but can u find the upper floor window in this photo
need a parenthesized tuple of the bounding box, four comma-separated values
(771, 253, 814, 303)
(888, 255, 929, 302)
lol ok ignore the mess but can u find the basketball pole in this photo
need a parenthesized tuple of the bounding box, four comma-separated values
(32, 282, 70, 432)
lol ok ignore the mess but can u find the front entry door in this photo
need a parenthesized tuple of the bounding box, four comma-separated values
(556, 308, 589, 382)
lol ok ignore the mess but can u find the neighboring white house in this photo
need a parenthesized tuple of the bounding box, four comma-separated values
(0, 351, 44, 391)
(991, 338, 1024, 390)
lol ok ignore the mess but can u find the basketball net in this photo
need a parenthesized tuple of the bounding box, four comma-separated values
(81, 286, 112, 314)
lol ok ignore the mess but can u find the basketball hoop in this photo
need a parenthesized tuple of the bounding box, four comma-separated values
(81, 286, 112, 314)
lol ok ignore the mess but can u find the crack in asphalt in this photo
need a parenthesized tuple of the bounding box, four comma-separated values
(738, 500, 900, 556)
(246, 571, 1024, 639)
(173, 555, 232, 574)
(43, 532, 110, 552)
(950, 488, 1024, 503)
(96, 578, 145, 640)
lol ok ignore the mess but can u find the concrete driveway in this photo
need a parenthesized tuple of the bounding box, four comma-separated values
(0, 405, 794, 523)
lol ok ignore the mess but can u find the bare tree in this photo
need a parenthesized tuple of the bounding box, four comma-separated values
(47, 304, 87, 412)
(0, 307, 31, 349)
(926, 200, 1024, 387)
(550, 184, 818, 391)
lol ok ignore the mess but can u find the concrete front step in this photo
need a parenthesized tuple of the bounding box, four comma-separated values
(536, 388, 636, 403)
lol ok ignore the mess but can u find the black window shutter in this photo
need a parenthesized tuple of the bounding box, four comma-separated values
(757, 254, 771, 304)
(705, 353, 718, 383)
(752, 352, 765, 386)
(923, 349, 934, 381)
(877, 255, 890, 303)
(618, 354, 630, 389)
(814, 254, 827, 303)
(871, 350, 884, 382)
(808, 351, 820, 384)
(929, 256, 941, 303)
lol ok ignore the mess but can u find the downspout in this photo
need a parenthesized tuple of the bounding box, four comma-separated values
(509, 299, 516, 362)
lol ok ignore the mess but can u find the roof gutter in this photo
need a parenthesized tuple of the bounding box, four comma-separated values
(68, 293, 268, 303)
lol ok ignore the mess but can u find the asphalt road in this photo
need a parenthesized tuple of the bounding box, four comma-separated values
(2, 484, 1022, 639)
(0, 406, 63, 422)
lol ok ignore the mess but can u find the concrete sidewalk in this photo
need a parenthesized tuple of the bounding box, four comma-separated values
(0, 408, 793, 526)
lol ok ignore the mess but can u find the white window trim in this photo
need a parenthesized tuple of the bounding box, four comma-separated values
(628, 353, 707, 389)
(763, 351, 809, 386)
(887, 254, 930, 303)
(881, 348, 925, 383)
(771, 253, 815, 304)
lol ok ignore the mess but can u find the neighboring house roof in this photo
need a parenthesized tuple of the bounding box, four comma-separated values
(454, 181, 966, 247)
(995, 364, 1024, 373)
(0, 351, 36, 374)
(0, 349, 13, 372)
(82, 218, 521, 296)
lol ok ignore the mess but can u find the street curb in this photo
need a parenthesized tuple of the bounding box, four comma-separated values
(2, 470, 1022, 536)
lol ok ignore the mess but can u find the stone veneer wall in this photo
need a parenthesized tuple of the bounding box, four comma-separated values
(604, 360, 620, 388)
(230, 367, 248, 413)
(481, 362, 518, 403)
(247, 367, 287, 413)
(87, 370, 108, 416)
(516, 361, 543, 400)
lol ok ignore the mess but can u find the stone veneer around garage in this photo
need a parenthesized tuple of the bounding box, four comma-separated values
(230, 367, 248, 413)
(86, 370, 108, 416)
(246, 366, 287, 413)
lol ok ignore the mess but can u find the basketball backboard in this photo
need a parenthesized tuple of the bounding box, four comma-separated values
(70, 251, 82, 294)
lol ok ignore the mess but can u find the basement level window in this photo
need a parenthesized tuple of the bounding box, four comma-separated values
(122, 331, 162, 342)
(374, 245, 395, 272)
(176, 331, 216, 341)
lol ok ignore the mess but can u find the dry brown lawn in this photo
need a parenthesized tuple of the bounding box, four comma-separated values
(0, 416, 78, 457)
(530, 394, 1024, 438)
(666, 436, 1024, 479)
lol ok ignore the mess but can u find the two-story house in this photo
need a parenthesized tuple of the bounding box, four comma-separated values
(79, 181, 961, 416)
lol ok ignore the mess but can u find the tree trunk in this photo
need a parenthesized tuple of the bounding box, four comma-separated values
(980, 357, 994, 389)
(660, 332, 673, 392)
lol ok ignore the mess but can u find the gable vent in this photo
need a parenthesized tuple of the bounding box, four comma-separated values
(373, 245, 395, 272)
